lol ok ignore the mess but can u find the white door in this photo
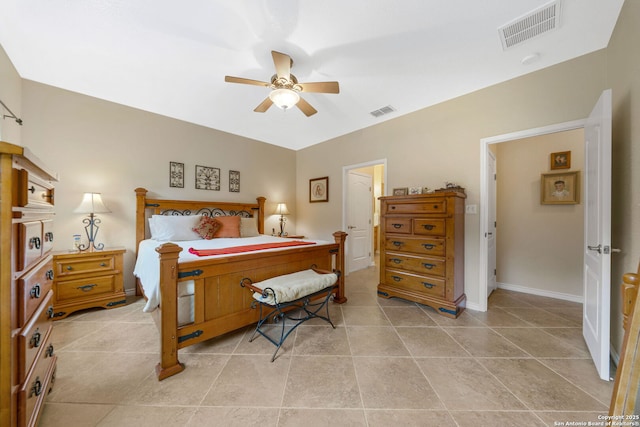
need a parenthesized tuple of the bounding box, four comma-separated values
(583, 89, 612, 381)
(487, 150, 498, 296)
(347, 171, 373, 273)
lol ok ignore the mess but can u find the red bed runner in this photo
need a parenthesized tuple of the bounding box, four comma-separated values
(188, 240, 316, 256)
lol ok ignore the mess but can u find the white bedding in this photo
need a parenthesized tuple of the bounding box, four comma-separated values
(133, 235, 332, 315)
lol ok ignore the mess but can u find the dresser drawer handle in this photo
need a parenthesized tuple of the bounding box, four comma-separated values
(391, 241, 404, 248)
(422, 263, 435, 270)
(28, 185, 36, 194)
(77, 284, 98, 292)
(421, 243, 436, 250)
(46, 269, 54, 280)
(100, 262, 107, 267)
(29, 377, 43, 398)
(45, 231, 54, 242)
(30, 329, 42, 348)
(389, 258, 402, 264)
(391, 275, 403, 282)
(66, 266, 73, 271)
(30, 284, 41, 298)
(45, 344, 55, 358)
(423, 282, 435, 289)
(422, 224, 435, 230)
(392, 223, 403, 229)
(47, 306, 54, 319)
(29, 236, 41, 249)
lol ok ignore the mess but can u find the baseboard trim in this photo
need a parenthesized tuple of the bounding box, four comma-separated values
(496, 282, 583, 304)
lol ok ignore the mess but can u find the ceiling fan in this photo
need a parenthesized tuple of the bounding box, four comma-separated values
(224, 51, 339, 117)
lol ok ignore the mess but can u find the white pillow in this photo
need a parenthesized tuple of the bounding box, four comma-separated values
(150, 215, 202, 241)
(240, 217, 260, 237)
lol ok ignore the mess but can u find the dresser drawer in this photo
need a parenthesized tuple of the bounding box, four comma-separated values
(18, 290, 54, 380)
(17, 221, 44, 272)
(386, 199, 446, 214)
(13, 167, 55, 209)
(385, 253, 445, 277)
(41, 219, 54, 255)
(55, 254, 116, 278)
(384, 218, 412, 234)
(18, 257, 54, 326)
(56, 275, 116, 302)
(18, 351, 56, 427)
(385, 269, 445, 298)
(414, 219, 445, 236)
(384, 237, 445, 256)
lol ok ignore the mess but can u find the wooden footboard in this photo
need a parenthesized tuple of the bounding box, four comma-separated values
(154, 231, 347, 380)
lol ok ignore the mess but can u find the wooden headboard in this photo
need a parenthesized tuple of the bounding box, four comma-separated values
(134, 187, 266, 252)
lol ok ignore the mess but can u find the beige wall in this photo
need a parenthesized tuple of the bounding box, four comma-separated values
(19, 81, 297, 293)
(495, 129, 584, 298)
(0, 44, 22, 144)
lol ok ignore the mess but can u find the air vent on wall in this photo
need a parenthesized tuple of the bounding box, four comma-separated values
(370, 105, 396, 118)
(498, 0, 562, 50)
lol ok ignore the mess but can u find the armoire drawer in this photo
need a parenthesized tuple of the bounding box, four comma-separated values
(386, 199, 446, 214)
(18, 352, 56, 427)
(18, 290, 54, 380)
(413, 219, 446, 236)
(55, 275, 116, 302)
(12, 167, 55, 209)
(17, 221, 44, 272)
(384, 237, 445, 256)
(384, 253, 445, 277)
(17, 256, 54, 326)
(385, 269, 446, 298)
(384, 218, 412, 234)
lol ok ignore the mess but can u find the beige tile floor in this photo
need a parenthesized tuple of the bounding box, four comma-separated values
(40, 263, 614, 426)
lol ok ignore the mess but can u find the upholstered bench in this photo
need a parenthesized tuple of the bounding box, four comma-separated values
(240, 268, 340, 361)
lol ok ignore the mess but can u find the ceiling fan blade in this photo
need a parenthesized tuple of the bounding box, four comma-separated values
(296, 97, 317, 117)
(254, 97, 273, 113)
(297, 81, 340, 94)
(271, 51, 292, 80)
(225, 76, 270, 87)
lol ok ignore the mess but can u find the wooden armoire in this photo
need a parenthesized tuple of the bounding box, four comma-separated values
(377, 191, 466, 318)
(0, 141, 58, 426)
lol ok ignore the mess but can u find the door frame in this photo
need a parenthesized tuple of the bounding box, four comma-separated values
(342, 159, 387, 273)
(478, 119, 586, 312)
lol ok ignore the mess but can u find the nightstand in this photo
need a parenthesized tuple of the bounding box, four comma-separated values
(51, 247, 127, 319)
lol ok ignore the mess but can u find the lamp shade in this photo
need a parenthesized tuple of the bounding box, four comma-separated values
(269, 89, 300, 110)
(275, 203, 290, 215)
(74, 193, 111, 214)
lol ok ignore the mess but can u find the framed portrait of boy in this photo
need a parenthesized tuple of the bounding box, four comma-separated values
(541, 171, 580, 205)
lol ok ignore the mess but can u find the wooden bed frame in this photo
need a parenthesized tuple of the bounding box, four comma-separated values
(134, 188, 347, 380)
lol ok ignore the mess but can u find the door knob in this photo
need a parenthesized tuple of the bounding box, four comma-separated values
(347, 225, 356, 229)
(587, 244, 602, 253)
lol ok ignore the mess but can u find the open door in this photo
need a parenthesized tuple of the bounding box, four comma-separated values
(346, 171, 373, 273)
(583, 89, 612, 381)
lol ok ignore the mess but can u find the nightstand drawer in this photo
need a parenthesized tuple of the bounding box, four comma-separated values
(414, 219, 445, 236)
(18, 256, 54, 326)
(18, 290, 54, 380)
(56, 275, 116, 302)
(385, 269, 445, 298)
(55, 254, 116, 277)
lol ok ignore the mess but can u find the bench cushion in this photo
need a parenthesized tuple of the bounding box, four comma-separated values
(253, 269, 337, 305)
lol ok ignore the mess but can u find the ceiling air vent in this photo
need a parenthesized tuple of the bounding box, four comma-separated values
(498, 0, 562, 50)
(370, 105, 396, 118)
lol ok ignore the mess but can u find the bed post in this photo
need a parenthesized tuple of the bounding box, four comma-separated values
(333, 231, 348, 303)
(135, 187, 148, 252)
(155, 242, 185, 381)
(256, 196, 266, 234)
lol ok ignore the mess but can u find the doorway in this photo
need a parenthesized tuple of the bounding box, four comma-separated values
(342, 159, 387, 274)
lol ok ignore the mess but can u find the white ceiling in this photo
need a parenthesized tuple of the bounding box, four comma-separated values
(0, 0, 624, 150)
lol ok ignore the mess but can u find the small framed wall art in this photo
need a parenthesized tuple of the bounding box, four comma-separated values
(309, 176, 329, 202)
(550, 151, 571, 170)
(541, 171, 580, 205)
(229, 170, 240, 192)
(195, 165, 220, 190)
(169, 162, 184, 188)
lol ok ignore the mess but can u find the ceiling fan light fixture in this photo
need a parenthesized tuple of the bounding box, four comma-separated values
(269, 88, 300, 110)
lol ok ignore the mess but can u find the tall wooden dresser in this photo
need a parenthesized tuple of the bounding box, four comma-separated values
(378, 191, 466, 318)
(0, 141, 58, 427)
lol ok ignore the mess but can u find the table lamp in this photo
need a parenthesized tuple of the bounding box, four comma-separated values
(74, 192, 111, 251)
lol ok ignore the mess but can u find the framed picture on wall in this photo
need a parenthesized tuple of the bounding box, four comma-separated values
(229, 170, 240, 192)
(541, 171, 580, 205)
(309, 176, 329, 202)
(550, 151, 571, 170)
(195, 165, 220, 190)
(169, 162, 184, 188)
